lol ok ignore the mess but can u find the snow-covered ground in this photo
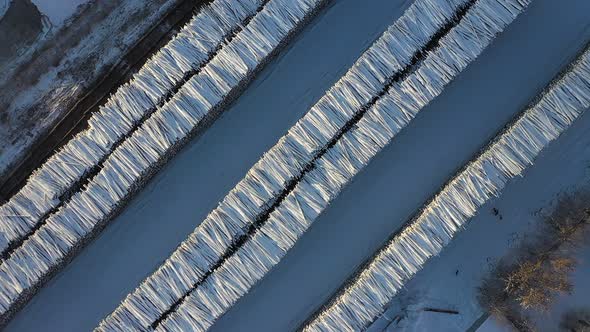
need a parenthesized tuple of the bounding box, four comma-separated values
(0, 0, 9, 19)
(368, 110, 590, 332)
(476, 243, 590, 331)
(31, 0, 90, 26)
(3, 0, 413, 330)
(0, 0, 178, 181)
(478, 319, 506, 332)
(206, 0, 590, 331)
(3, 0, 589, 330)
(529, 243, 590, 331)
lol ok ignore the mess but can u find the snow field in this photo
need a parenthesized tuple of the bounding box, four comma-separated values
(99, 0, 532, 330)
(0, 0, 265, 257)
(0, 0, 327, 323)
(157, 0, 533, 330)
(97, 0, 474, 330)
(305, 43, 590, 332)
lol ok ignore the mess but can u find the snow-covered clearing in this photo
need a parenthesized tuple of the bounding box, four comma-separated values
(2, 0, 91, 28)
(368, 110, 590, 332)
(207, 0, 590, 330)
(477, 318, 507, 332)
(3, 0, 411, 330)
(2, 0, 589, 330)
(0, 0, 332, 323)
(0, 0, 179, 181)
(99, 0, 517, 328)
(31, 0, 91, 26)
(0, 0, 9, 19)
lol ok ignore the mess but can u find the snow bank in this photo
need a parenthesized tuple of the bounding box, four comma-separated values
(0, 0, 327, 325)
(305, 44, 590, 332)
(97, 0, 530, 330)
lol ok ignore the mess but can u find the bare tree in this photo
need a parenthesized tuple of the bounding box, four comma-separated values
(478, 264, 536, 331)
(505, 255, 574, 311)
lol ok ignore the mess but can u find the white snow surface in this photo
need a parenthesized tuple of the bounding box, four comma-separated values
(0, 0, 178, 180)
(2, 0, 589, 330)
(0, 0, 273, 268)
(99, 0, 488, 329)
(479, 319, 511, 332)
(31, 0, 90, 26)
(208, 0, 590, 330)
(368, 111, 590, 332)
(528, 243, 590, 330)
(3, 0, 411, 330)
(0, 0, 329, 321)
(0, 0, 9, 19)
